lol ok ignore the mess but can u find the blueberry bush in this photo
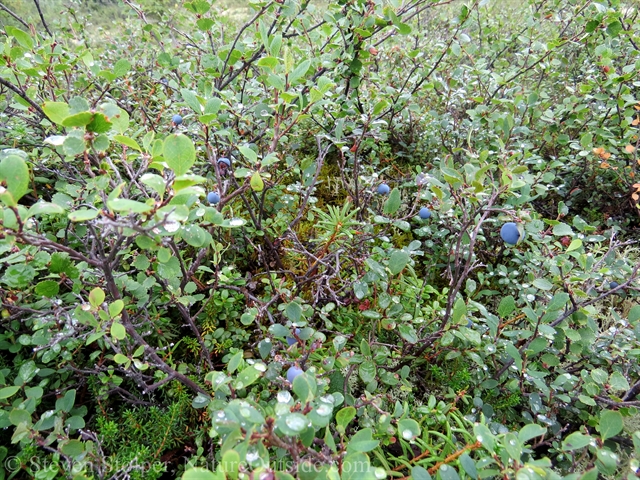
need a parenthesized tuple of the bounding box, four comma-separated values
(1, 0, 640, 479)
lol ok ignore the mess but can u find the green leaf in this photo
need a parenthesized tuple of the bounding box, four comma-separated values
(108, 198, 153, 214)
(109, 300, 124, 318)
(566, 239, 582, 252)
(398, 324, 418, 344)
(6, 26, 33, 49)
(336, 406, 356, 435)
(55, 389, 76, 413)
(388, 250, 409, 275)
(0, 386, 21, 399)
(358, 361, 376, 383)
(533, 278, 553, 291)
(505, 342, 522, 372)
(552, 223, 573, 236)
(606, 20, 623, 37)
(89, 287, 105, 308)
(284, 301, 302, 323)
(192, 393, 210, 409)
(140, 173, 166, 197)
(562, 431, 592, 451)
(234, 365, 262, 389)
(383, 188, 401, 215)
(62, 112, 94, 127)
(518, 424, 547, 443)
(547, 292, 570, 311)
(87, 113, 112, 134)
(9, 409, 31, 426)
(411, 466, 432, 480)
(289, 60, 311, 85)
(342, 453, 373, 480)
(164, 134, 196, 176)
(181, 88, 203, 113)
(113, 58, 131, 77)
(42, 101, 70, 125)
(599, 410, 623, 440)
(0, 154, 30, 206)
(110, 321, 126, 341)
(61, 440, 84, 457)
(459, 453, 477, 479)
(68, 209, 99, 222)
(113, 135, 142, 151)
(498, 295, 515, 318)
(1, 264, 36, 288)
(114, 353, 130, 364)
(398, 418, 421, 441)
(438, 465, 460, 480)
(347, 428, 379, 452)
(27, 201, 65, 218)
(473, 423, 495, 451)
(250, 171, 264, 192)
(292, 373, 317, 403)
(238, 145, 258, 164)
(181, 225, 207, 247)
(35, 280, 59, 298)
(608, 371, 630, 392)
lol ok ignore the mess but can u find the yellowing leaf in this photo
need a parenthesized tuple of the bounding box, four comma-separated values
(250, 171, 264, 192)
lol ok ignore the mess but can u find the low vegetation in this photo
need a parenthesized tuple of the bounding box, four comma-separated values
(0, 0, 639, 479)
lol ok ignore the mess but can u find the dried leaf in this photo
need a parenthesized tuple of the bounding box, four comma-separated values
(625, 144, 636, 153)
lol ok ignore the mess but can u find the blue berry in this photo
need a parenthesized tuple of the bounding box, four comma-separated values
(287, 366, 303, 383)
(286, 328, 301, 346)
(419, 207, 431, 219)
(172, 114, 183, 125)
(207, 192, 220, 204)
(610, 281, 619, 289)
(218, 157, 231, 167)
(377, 183, 390, 195)
(500, 222, 521, 245)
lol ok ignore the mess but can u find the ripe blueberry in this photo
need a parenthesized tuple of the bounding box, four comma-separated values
(207, 192, 220, 204)
(419, 207, 431, 219)
(500, 222, 521, 245)
(286, 328, 301, 346)
(377, 183, 390, 195)
(287, 366, 303, 383)
(610, 281, 619, 289)
(218, 157, 231, 167)
(172, 114, 183, 125)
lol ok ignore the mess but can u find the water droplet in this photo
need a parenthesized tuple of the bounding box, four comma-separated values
(374, 467, 386, 479)
(402, 429, 413, 440)
(285, 415, 306, 431)
(165, 220, 180, 232)
(254, 362, 267, 372)
(316, 404, 332, 416)
(235, 381, 244, 389)
(476, 435, 484, 443)
(277, 391, 292, 403)
(229, 218, 244, 226)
